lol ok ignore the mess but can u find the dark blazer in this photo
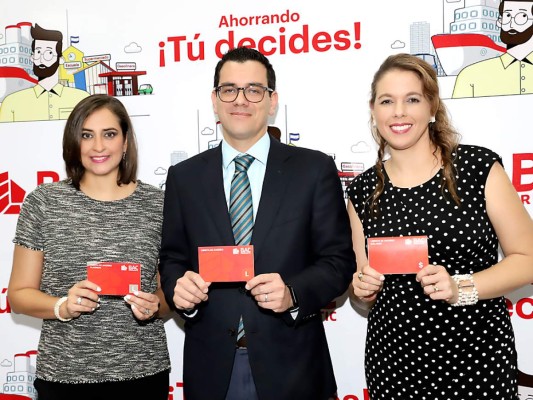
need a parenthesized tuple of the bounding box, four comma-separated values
(159, 135, 355, 400)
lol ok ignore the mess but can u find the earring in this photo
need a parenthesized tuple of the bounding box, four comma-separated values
(429, 116, 436, 123)
(122, 152, 126, 161)
(371, 118, 376, 127)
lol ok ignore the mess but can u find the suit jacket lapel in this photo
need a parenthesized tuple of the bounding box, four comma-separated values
(251, 138, 291, 258)
(200, 146, 235, 245)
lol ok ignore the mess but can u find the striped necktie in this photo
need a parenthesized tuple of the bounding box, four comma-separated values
(229, 154, 255, 344)
(230, 154, 255, 246)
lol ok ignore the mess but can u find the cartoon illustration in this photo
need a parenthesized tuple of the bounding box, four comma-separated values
(432, 33, 506, 76)
(0, 24, 89, 122)
(1, 350, 37, 399)
(431, 0, 505, 77)
(452, 0, 533, 98)
(0, 22, 38, 103)
(138, 83, 153, 95)
(337, 161, 364, 198)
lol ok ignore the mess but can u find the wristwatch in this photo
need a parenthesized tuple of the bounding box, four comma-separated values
(286, 284, 299, 311)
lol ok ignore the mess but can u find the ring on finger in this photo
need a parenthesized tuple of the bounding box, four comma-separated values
(358, 272, 364, 281)
(144, 308, 151, 315)
(433, 285, 440, 292)
(76, 296, 82, 305)
(264, 293, 268, 302)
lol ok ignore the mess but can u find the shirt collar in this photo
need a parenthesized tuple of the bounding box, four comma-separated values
(32, 82, 65, 98)
(501, 51, 533, 68)
(524, 51, 533, 65)
(221, 132, 270, 169)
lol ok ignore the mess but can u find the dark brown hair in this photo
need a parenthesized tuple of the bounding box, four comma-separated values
(368, 53, 461, 216)
(499, 0, 533, 16)
(31, 24, 63, 58)
(63, 94, 138, 189)
(213, 46, 276, 90)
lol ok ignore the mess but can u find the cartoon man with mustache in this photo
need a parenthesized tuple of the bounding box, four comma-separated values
(0, 24, 88, 122)
(452, 0, 533, 98)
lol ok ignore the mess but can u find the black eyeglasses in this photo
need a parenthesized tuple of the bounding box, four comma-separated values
(31, 49, 58, 62)
(215, 84, 273, 103)
(501, 11, 533, 26)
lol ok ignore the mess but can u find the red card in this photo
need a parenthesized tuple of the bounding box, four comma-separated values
(367, 236, 428, 274)
(198, 245, 254, 282)
(87, 262, 141, 296)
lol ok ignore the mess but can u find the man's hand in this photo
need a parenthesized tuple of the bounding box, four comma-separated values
(246, 273, 293, 313)
(173, 271, 211, 310)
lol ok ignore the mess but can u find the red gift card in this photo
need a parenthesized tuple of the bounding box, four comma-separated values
(87, 262, 141, 296)
(198, 245, 254, 282)
(367, 236, 428, 274)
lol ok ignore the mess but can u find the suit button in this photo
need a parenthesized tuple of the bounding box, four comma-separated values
(228, 329, 236, 337)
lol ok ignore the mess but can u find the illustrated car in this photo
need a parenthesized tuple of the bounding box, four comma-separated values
(138, 84, 153, 95)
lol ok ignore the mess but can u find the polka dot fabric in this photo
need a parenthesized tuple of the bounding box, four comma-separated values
(347, 145, 518, 399)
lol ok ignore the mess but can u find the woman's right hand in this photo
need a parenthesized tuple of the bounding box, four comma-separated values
(352, 265, 385, 303)
(63, 280, 101, 319)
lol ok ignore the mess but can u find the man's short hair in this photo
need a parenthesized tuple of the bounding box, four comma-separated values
(31, 24, 63, 58)
(213, 47, 276, 90)
(499, 0, 533, 16)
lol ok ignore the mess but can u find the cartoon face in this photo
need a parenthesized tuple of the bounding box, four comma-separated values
(498, 1, 533, 45)
(32, 39, 61, 80)
(500, 1, 533, 31)
(32, 39, 59, 67)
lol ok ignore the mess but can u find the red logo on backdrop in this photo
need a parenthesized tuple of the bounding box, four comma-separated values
(0, 171, 60, 215)
(322, 300, 338, 322)
(168, 381, 184, 400)
(506, 297, 533, 320)
(1, 287, 11, 313)
(336, 390, 370, 400)
(0, 172, 26, 214)
(513, 153, 533, 205)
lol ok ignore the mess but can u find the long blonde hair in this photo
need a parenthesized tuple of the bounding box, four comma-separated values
(368, 53, 461, 216)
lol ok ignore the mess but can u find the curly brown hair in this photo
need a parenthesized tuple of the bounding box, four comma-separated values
(368, 53, 461, 216)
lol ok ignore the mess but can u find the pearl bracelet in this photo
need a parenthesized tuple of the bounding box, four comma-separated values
(450, 274, 479, 307)
(54, 296, 72, 322)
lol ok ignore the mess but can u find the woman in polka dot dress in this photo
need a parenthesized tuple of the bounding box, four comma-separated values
(347, 53, 533, 400)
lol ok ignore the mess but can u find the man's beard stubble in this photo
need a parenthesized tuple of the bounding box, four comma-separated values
(33, 58, 60, 80)
(501, 23, 533, 49)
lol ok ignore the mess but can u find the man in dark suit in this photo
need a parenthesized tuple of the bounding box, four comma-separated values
(159, 46, 355, 400)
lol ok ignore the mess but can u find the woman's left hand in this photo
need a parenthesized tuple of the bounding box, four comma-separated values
(124, 290, 159, 321)
(416, 265, 457, 303)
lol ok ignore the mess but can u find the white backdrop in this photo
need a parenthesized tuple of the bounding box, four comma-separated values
(0, 1, 532, 399)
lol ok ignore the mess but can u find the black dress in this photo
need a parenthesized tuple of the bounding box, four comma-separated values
(347, 144, 518, 399)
